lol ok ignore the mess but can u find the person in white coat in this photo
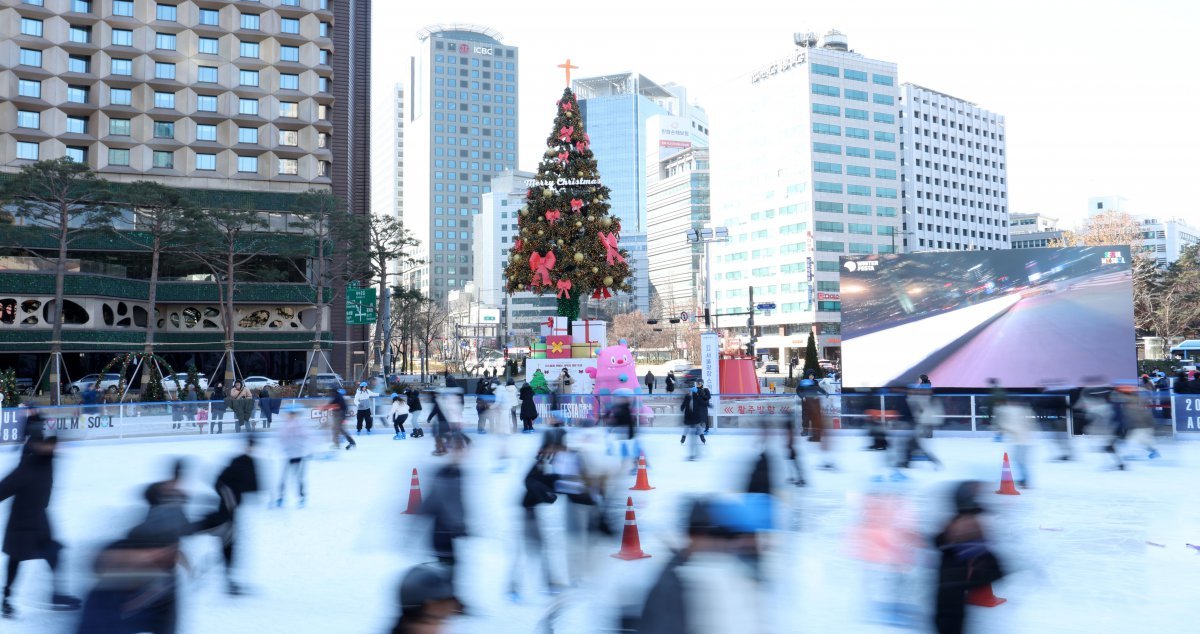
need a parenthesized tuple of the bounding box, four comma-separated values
(275, 406, 311, 508)
(994, 396, 1035, 488)
(390, 395, 411, 440)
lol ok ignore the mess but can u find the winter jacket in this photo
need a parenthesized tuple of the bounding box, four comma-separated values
(934, 513, 1004, 634)
(665, 375, 676, 393)
(423, 464, 466, 556)
(279, 416, 311, 460)
(681, 390, 710, 426)
(519, 384, 538, 421)
(0, 451, 59, 561)
(611, 400, 637, 439)
(389, 398, 410, 421)
(216, 454, 260, 507)
(354, 389, 375, 411)
(994, 402, 1035, 444)
(406, 389, 422, 412)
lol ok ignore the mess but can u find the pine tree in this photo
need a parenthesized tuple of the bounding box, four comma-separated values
(803, 331, 825, 379)
(503, 88, 632, 320)
(0, 368, 20, 407)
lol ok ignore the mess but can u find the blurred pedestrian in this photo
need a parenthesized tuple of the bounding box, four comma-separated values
(322, 388, 356, 451)
(994, 396, 1034, 488)
(508, 443, 560, 600)
(933, 481, 1005, 634)
(665, 371, 676, 394)
(275, 406, 310, 508)
(227, 380, 255, 433)
(389, 563, 462, 634)
(353, 382, 376, 434)
(475, 377, 494, 435)
(609, 390, 640, 472)
(196, 436, 260, 595)
(209, 383, 226, 434)
(680, 385, 710, 460)
(421, 434, 470, 602)
(519, 382, 538, 434)
(644, 371, 656, 395)
(390, 394, 410, 440)
(0, 432, 80, 619)
(405, 387, 423, 428)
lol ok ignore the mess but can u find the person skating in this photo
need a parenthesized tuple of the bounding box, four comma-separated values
(519, 382, 538, 434)
(196, 436, 260, 595)
(665, 371, 676, 394)
(694, 379, 713, 434)
(609, 391, 640, 472)
(353, 382, 376, 434)
(322, 388, 356, 450)
(509, 444, 561, 600)
(390, 394, 410, 440)
(906, 383, 944, 469)
(405, 387, 423, 428)
(389, 563, 462, 634)
(786, 394, 808, 486)
(275, 406, 310, 508)
(993, 396, 1035, 487)
(504, 378, 520, 435)
(933, 481, 1005, 634)
(475, 378, 494, 435)
(0, 431, 81, 618)
(681, 386, 709, 460)
(1117, 384, 1161, 460)
(420, 434, 470, 603)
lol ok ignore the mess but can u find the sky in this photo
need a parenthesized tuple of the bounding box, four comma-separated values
(371, 0, 1200, 229)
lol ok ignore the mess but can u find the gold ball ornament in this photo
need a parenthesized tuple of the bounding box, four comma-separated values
(578, 171, 586, 177)
(574, 252, 584, 262)
(517, 284, 525, 291)
(603, 276, 614, 286)
(602, 217, 613, 228)
(591, 267, 599, 274)
(575, 221, 583, 228)
(537, 230, 544, 236)
(510, 253, 521, 262)
(542, 189, 553, 198)
(556, 239, 564, 246)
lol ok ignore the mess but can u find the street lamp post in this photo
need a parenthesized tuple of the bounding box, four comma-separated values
(686, 226, 730, 330)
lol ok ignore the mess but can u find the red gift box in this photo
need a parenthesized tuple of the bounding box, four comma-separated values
(546, 335, 572, 359)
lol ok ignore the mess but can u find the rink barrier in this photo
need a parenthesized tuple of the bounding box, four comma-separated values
(8, 390, 1177, 444)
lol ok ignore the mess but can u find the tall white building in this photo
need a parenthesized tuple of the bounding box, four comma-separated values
(646, 146, 710, 318)
(900, 84, 1009, 252)
(573, 73, 708, 312)
(710, 30, 901, 362)
(370, 82, 403, 221)
(404, 25, 519, 301)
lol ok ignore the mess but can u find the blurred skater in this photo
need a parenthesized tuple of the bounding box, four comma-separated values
(994, 396, 1035, 488)
(0, 431, 81, 618)
(275, 406, 310, 508)
(475, 378, 494, 435)
(933, 481, 1005, 634)
(322, 388, 356, 451)
(680, 386, 709, 461)
(903, 384, 944, 469)
(421, 434, 470, 602)
(608, 390, 641, 473)
(196, 437, 260, 595)
(389, 563, 462, 634)
(509, 442, 562, 600)
(519, 382, 538, 434)
(1115, 384, 1161, 460)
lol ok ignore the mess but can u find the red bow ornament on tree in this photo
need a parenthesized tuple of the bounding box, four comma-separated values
(513, 238, 522, 252)
(557, 152, 569, 163)
(591, 287, 612, 300)
(559, 126, 574, 142)
(555, 279, 572, 298)
(529, 251, 556, 288)
(570, 199, 584, 213)
(575, 140, 590, 153)
(561, 100, 573, 112)
(545, 209, 562, 224)
(599, 232, 626, 265)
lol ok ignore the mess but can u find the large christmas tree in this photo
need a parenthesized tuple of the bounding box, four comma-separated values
(503, 88, 632, 319)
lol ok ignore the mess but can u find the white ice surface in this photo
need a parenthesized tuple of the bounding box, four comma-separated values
(0, 429, 1197, 633)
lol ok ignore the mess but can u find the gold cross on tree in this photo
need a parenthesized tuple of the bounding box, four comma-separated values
(557, 58, 579, 86)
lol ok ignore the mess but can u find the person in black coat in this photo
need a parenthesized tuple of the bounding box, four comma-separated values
(0, 433, 80, 618)
(665, 371, 676, 394)
(680, 386, 710, 460)
(519, 383, 538, 433)
(475, 378, 495, 434)
(933, 481, 1005, 634)
(208, 383, 226, 434)
(196, 437, 260, 595)
(421, 435, 469, 600)
(405, 388, 423, 426)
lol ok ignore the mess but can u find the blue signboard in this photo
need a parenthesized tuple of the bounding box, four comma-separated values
(1172, 395, 1200, 433)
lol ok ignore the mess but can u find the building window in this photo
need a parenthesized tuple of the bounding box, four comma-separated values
(199, 8, 219, 25)
(845, 89, 868, 101)
(111, 29, 133, 46)
(281, 17, 300, 34)
(845, 108, 868, 120)
(156, 33, 177, 50)
(846, 165, 870, 177)
(811, 63, 839, 77)
(196, 153, 216, 170)
(319, 50, 328, 64)
(278, 102, 299, 118)
(843, 68, 867, 81)
(113, 0, 133, 16)
(282, 0, 299, 6)
(874, 131, 896, 143)
(237, 127, 258, 144)
(110, 59, 132, 75)
(196, 124, 217, 141)
(18, 48, 42, 67)
(318, 105, 327, 120)
(812, 84, 839, 97)
(278, 130, 298, 146)
(873, 93, 895, 106)
(65, 147, 86, 163)
(18, 79, 41, 98)
(240, 13, 260, 30)
(814, 201, 843, 213)
(198, 66, 218, 83)
(154, 121, 174, 138)
(813, 161, 841, 174)
(873, 112, 895, 124)
(237, 156, 258, 173)
(239, 70, 259, 86)
(67, 55, 89, 73)
(69, 25, 91, 43)
(872, 74, 894, 86)
(281, 45, 300, 62)
(813, 142, 842, 155)
(153, 91, 175, 109)
(198, 37, 219, 55)
(812, 103, 839, 116)
(845, 127, 869, 139)
(847, 184, 871, 196)
(279, 74, 299, 90)
(109, 118, 131, 136)
(108, 148, 130, 166)
(875, 187, 898, 199)
(240, 41, 260, 58)
(239, 98, 259, 115)
(68, 85, 89, 103)
(318, 77, 328, 92)
(814, 181, 843, 194)
(20, 18, 43, 37)
(16, 142, 39, 161)
(152, 150, 173, 168)
(319, 22, 329, 37)
(278, 158, 298, 175)
(197, 94, 218, 111)
(155, 62, 176, 79)
(846, 146, 870, 158)
(66, 116, 87, 134)
(320, 0, 329, 8)
(812, 123, 841, 136)
(155, 4, 177, 22)
(16, 111, 40, 129)
(317, 133, 327, 148)
(317, 161, 328, 176)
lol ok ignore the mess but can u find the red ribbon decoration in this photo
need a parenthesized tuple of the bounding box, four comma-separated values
(570, 199, 584, 213)
(559, 125, 574, 142)
(599, 231, 626, 265)
(560, 100, 573, 112)
(575, 140, 590, 153)
(591, 287, 612, 300)
(513, 238, 522, 252)
(555, 279, 572, 298)
(545, 209, 562, 224)
(557, 151, 569, 163)
(529, 251, 556, 288)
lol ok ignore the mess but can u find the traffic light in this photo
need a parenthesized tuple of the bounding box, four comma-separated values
(646, 319, 659, 325)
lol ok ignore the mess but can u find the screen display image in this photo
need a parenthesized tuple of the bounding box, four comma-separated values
(839, 246, 1135, 388)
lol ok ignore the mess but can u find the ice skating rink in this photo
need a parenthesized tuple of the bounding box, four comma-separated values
(2, 428, 1196, 633)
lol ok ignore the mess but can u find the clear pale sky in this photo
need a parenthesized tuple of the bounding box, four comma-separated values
(371, 0, 1200, 228)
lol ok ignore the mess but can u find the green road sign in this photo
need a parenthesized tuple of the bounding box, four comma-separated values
(345, 284, 377, 325)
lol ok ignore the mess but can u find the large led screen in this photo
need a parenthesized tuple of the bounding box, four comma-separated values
(840, 246, 1135, 388)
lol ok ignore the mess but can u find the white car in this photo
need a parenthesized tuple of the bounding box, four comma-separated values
(163, 373, 209, 393)
(241, 376, 279, 391)
(69, 373, 122, 394)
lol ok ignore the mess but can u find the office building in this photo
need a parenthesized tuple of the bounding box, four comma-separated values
(645, 146, 710, 318)
(1009, 212, 1063, 248)
(0, 0, 372, 379)
(371, 81, 402, 220)
(900, 84, 1008, 252)
(573, 72, 708, 313)
(404, 24, 518, 301)
(1138, 216, 1200, 267)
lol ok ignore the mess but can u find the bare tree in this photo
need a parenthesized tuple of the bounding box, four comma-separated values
(356, 214, 421, 374)
(0, 159, 111, 403)
(412, 297, 449, 382)
(1049, 210, 1144, 248)
(610, 310, 673, 350)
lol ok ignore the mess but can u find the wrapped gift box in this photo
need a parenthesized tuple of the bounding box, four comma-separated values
(570, 319, 607, 345)
(546, 335, 572, 359)
(531, 341, 547, 359)
(571, 342, 600, 358)
(539, 316, 569, 337)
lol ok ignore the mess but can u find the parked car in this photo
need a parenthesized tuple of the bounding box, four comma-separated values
(163, 372, 209, 393)
(680, 368, 704, 388)
(301, 373, 344, 393)
(241, 376, 279, 391)
(15, 378, 34, 395)
(764, 363, 781, 374)
(68, 373, 122, 394)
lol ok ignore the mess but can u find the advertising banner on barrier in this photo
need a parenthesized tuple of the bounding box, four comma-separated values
(1172, 395, 1200, 435)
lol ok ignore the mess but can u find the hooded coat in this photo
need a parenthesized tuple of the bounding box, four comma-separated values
(0, 450, 60, 561)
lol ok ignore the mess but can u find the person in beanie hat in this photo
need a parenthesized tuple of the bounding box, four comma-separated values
(389, 563, 462, 634)
(933, 481, 1005, 634)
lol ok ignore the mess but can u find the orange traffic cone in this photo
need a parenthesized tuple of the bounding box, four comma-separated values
(611, 497, 652, 560)
(996, 452, 1020, 495)
(403, 468, 422, 514)
(966, 584, 1007, 607)
(630, 454, 655, 491)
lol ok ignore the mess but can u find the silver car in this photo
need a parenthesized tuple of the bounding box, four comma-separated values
(68, 373, 122, 394)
